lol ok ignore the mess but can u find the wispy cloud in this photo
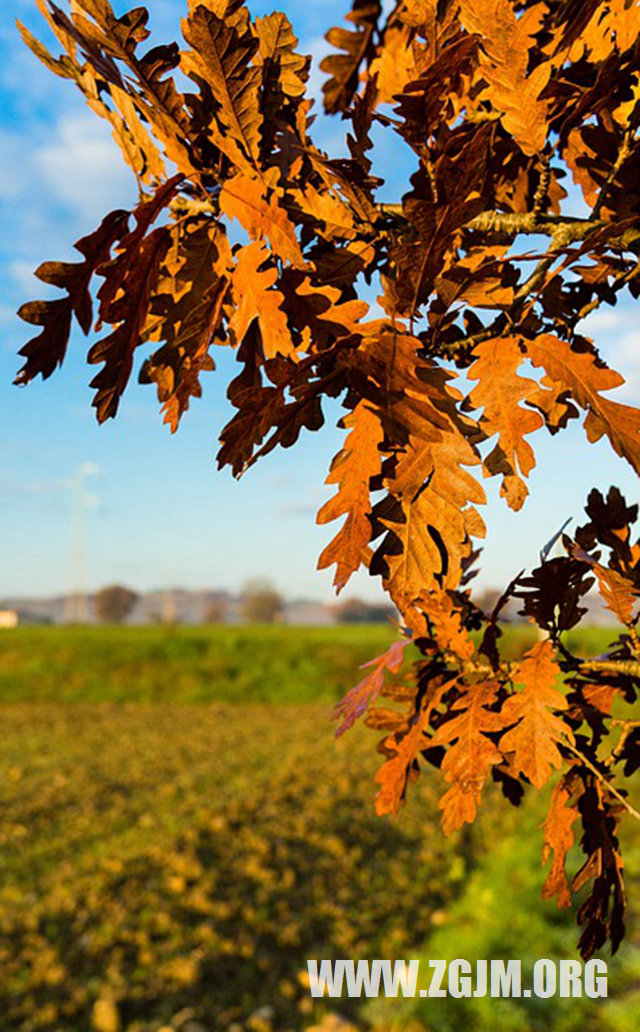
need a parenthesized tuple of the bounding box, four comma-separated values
(1, 110, 133, 222)
(579, 307, 640, 401)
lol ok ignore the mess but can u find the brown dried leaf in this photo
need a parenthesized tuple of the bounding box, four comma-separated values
(525, 335, 640, 476)
(16, 209, 129, 385)
(181, 4, 261, 171)
(334, 638, 410, 737)
(228, 242, 296, 359)
(500, 640, 571, 789)
(460, 0, 550, 155)
(321, 0, 382, 114)
(467, 336, 543, 511)
(431, 681, 505, 835)
(317, 403, 384, 592)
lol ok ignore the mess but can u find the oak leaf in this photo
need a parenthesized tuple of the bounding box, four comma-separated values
(373, 426, 486, 613)
(181, 4, 261, 171)
(525, 335, 640, 476)
(499, 640, 572, 789)
(16, 209, 128, 386)
(317, 403, 384, 592)
(219, 173, 305, 268)
(228, 242, 295, 359)
(542, 768, 584, 909)
(140, 219, 232, 431)
(254, 11, 308, 101)
(414, 589, 475, 663)
(334, 638, 410, 737)
(430, 681, 505, 835)
(375, 676, 450, 817)
(321, 1, 382, 115)
(467, 336, 544, 510)
(570, 544, 639, 626)
(459, 0, 550, 156)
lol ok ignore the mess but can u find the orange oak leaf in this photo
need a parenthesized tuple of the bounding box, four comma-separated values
(374, 427, 486, 613)
(334, 638, 410, 738)
(220, 173, 305, 269)
(430, 681, 505, 835)
(524, 335, 640, 476)
(369, 23, 416, 104)
(542, 768, 584, 909)
(594, 565, 640, 625)
(499, 640, 572, 789)
(317, 402, 384, 592)
(414, 588, 475, 663)
(374, 676, 451, 817)
(254, 11, 308, 100)
(459, 0, 550, 156)
(365, 336, 486, 613)
(228, 241, 295, 359)
(570, 545, 639, 626)
(467, 336, 544, 511)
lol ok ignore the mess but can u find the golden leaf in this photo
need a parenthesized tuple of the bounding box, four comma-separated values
(228, 242, 296, 359)
(460, 0, 550, 155)
(468, 336, 543, 511)
(431, 681, 505, 835)
(317, 403, 384, 592)
(369, 24, 416, 104)
(499, 640, 571, 789)
(525, 334, 640, 476)
(334, 638, 410, 737)
(220, 173, 305, 269)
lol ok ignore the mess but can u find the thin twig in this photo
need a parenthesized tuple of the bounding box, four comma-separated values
(564, 739, 640, 823)
(605, 719, 640, 769)
(579, 658, 640, 678)
(592, 130, 634, 220)
(532, 158, 551, 218)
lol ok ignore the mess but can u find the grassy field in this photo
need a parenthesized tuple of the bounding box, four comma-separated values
(0, 625, 637, 1032)
(0, 623, 620, 703)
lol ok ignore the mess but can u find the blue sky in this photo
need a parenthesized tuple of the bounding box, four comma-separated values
(1, 0, 639, 602)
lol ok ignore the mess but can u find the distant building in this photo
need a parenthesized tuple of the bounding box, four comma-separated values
(281, 601, 336, 626)
(0, 609, 18, 629)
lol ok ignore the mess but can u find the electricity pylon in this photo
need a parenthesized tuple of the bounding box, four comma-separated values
(64, 462, 99, 623)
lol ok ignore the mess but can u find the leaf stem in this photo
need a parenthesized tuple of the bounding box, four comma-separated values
(563, 739, 640, 824)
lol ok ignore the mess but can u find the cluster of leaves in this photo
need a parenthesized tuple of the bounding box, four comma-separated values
(346, 486, 640, 960)
(15, 0, 640, 955)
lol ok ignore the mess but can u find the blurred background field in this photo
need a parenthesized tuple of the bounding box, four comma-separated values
(0, 625, 638, 1032)
(0, 623, 621, 703)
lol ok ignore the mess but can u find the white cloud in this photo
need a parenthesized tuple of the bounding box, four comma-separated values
(7, 258, 45, 294)
(33, 110, 135, 219)
(578, 307, 637, 335)
(578, 307, 640, 402)
(609, 330, 640, 400)
(0, 107, 135, 287)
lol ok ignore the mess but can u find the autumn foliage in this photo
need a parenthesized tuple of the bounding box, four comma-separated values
(15, 0, 640, 957)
